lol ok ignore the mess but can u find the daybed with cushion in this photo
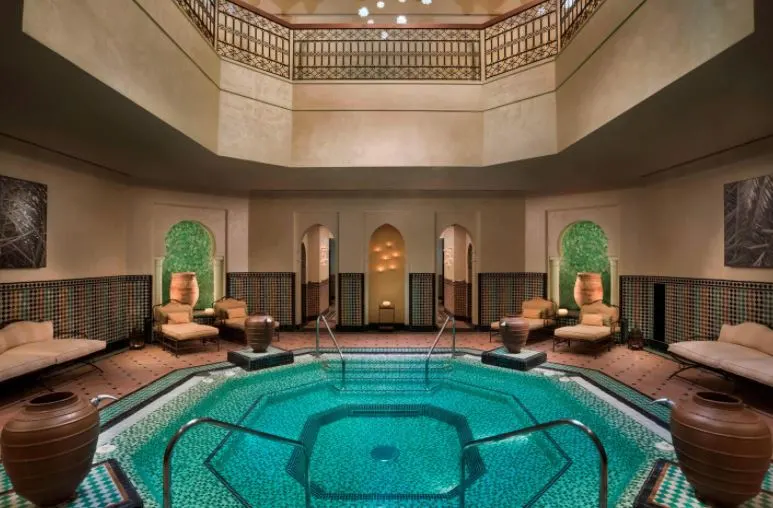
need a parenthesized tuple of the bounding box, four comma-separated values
(490, 297, 557, 341)
(668, 322, 773, 387)
(213, 297, 280, 342)
(154, 301, 219, 356)
(553, 301, 619, 356)
(0, 321, 105, 383)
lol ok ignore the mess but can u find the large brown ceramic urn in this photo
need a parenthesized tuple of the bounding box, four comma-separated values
(245, 314, 274, 352)
(669, 392, 772, 507)
(1, 392, 116, 506)
(170, 272, 200, 308)
(573, 272, 603, 307)
(501, 316, 530, 353)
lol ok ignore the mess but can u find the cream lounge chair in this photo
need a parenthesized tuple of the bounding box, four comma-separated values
(154, 301, 219, 356)
(213, 297, 280, 342)
(490, 297, 557, 342)
(553, 301, 619, 356)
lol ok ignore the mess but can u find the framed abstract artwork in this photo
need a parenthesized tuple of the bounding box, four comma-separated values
(724, 173, 773, 268)
(0, 175, 47, 268)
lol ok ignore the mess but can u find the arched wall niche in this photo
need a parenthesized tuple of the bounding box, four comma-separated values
(152, 204, 227, 306)
(367, 224, 406, 325)
(546, 205, 620, 308)
(436, 224, 476, 324)
(161, 220, 215, 310)
(298, 223, 335, 323)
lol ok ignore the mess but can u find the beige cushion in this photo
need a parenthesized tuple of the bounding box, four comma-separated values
(224, 317, 246, 330)
(719, 357, 773, 387)
(522, 298, 556, 317)
(522, 308, 542, 319)
(5, 339, 106, 364)
(490, 321, 501, 331)
(581, 314, 604, 327)
(555, 324, 612, 341)
(580, 302, 619, 326)
(160, 323, 218, 341)
(0, 321, 54, 354)
(0, 353, 55, 383)
(668, 341, 770, 369)
(167, 311, 191, 324)
(213, 298, 247, 319)
(718, 322, 773, 356)
(227, 307, 246, 319)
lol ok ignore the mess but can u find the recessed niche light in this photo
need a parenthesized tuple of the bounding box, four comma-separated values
(377, 265, 385, 272)
(386, 241, 393, 247)
(388, 264, 396, 270)
(374, 246, 382, 252)
(376, 1, 385, 8)
(395, 15, 407, 24)
(367, 18, 375, 24)
(358, 6, 369, 17)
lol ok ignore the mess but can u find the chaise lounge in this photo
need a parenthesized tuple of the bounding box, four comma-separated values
(490, 297, 557, 341)
(213, 297, 280, 342)
(553, 301, 619, 356)
(0, 320, 106, 383)
(154, 301, 220, 356)
(667, 321, 773, 387)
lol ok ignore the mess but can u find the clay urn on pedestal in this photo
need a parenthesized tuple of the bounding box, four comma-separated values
(656, 392, 772, 507)
(1, 392, 116, 507)
(170, 272, 200, 308)
(573, 272, 603, 307)
(245, 314, 274, 353)
(501, 315, 530, 353)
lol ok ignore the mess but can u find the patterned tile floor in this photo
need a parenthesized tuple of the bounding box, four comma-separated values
(1, 331, 772, 448)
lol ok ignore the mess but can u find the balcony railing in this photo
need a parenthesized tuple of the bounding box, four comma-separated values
(172, 0, 605, 81)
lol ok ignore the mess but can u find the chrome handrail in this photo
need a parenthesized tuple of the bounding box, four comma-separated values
(424, 312, 455, 384)
(162, 417, 310, 508)
(315, 310, 346, 387)
(459, 419, 608, 508)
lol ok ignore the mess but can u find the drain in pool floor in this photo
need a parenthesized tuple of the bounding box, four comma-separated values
(371, 445, 400, 462)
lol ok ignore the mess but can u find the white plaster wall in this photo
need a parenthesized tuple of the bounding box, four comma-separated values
(23, 0, 220, 152)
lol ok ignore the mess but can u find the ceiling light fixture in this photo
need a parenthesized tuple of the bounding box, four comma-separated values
(359, 0, 432, 25)
(367, 18, 375, 24)
(376, 1, 385, 8)
(358, 6, 369, 17)
(395, 15, 407, 24)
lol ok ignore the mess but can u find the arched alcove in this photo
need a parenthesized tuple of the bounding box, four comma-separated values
(368, 224, 406, 325)
(299, 224, 335, 324)
(162, 220, 215, 310)
(437, 224, 475, 324)
(558, 221, 611, 310)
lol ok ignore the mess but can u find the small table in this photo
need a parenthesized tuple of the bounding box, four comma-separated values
(378, 303, 395, 331)
(193, 308, 216, 326)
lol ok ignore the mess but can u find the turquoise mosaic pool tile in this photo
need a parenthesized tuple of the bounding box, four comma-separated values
(0, 460, 140, 508)
(637, 460, 773, 508)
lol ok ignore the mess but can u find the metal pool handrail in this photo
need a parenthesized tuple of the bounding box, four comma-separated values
(162, 417, 311, 508)
(315, 310, 346, 387)
(459, 419, 608, 508)
(425, 312, 455, 384)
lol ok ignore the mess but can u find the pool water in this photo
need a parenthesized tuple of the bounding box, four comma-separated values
(107, 355, 673, 507)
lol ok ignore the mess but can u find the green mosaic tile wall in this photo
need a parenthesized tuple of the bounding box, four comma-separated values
(162, 221, 214, 310)
(559, 221, 611, 310)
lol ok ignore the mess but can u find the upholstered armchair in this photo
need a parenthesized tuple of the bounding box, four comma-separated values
(154, 300, 219, 356)
(553, 301, 619, 356)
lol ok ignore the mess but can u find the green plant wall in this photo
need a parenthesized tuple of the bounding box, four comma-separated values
(162, 221, 214, 310)
(559, 221, 611, 310)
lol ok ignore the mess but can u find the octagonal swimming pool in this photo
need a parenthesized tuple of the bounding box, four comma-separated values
(100, 353, 675, 507)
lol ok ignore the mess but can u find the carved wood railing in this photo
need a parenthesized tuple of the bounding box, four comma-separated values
(170, 0, 605, 81)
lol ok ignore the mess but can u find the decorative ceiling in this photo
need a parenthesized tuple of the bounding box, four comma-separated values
(239, 0, 529, 23)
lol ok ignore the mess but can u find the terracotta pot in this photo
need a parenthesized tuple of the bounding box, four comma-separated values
(501, 316, 530, 353)
(573, 272, 603, 307)
(670, 391, 771, 507)
(245, 314, 274, 353)
(170, 272, 199, 308)
(0, 392, 101, 506)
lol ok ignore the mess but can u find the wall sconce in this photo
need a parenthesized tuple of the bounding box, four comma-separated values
(392, 251, 400, 257)
(386, 241, 393, 248)
(374, 246, 382, 253)
(388, 264, 396, 270)
(382, 255, 391, 261)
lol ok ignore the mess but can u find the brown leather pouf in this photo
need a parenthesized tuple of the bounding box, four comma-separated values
(245, 314, 274, 352)
(670, 391, 772, 507)
(1, 392, 100, 506)
(501, 316, 530, 353)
